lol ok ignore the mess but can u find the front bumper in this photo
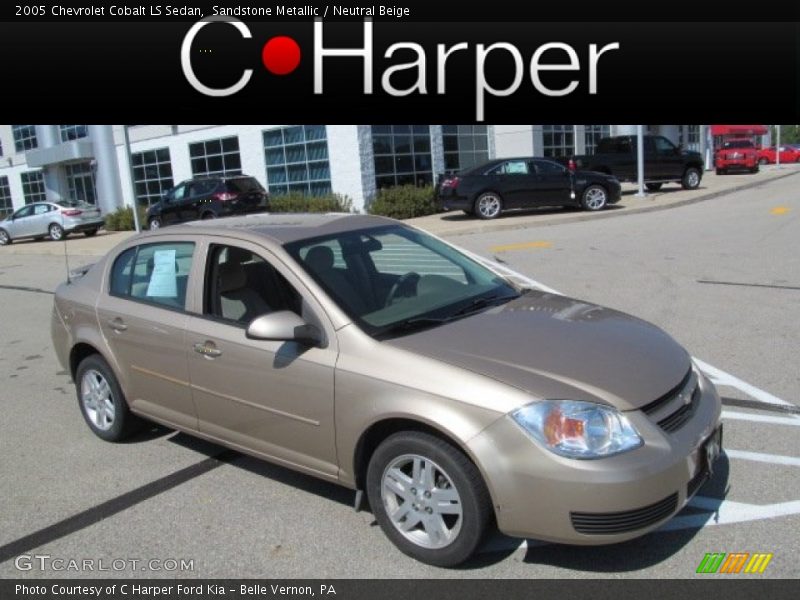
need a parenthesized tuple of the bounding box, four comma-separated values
(467, 371, 722, 544)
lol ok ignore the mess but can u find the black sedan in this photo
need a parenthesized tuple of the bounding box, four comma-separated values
(437, 158, 621, 219)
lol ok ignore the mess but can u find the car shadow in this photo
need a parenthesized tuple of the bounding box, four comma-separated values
(620, 185, 706, 196)
(164, 430, 729, 572)
(166, 431, 355, 508)
(440, 204, 623, 222)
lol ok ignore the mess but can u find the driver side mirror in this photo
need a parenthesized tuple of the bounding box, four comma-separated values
(246, 311, 322, 346)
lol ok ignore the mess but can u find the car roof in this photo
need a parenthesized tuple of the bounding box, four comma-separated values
(136, 213, 400, 245)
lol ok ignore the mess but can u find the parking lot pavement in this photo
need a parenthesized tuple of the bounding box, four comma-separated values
(0, 174, 798, 578)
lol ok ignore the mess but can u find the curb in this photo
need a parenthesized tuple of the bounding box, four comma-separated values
(416, 168, 800, 238)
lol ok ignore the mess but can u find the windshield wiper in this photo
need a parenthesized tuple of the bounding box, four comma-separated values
(373, 316, 451, 339)
(448, 292, 520, 319)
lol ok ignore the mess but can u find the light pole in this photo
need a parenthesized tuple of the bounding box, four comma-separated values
(635, 125, 646, 197)
(776, 124, 782, 169)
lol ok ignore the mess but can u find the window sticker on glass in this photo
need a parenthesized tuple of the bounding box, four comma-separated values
(146, 249, 178, 297)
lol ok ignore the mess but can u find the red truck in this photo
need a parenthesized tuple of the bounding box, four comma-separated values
(715, 139, 758, 174)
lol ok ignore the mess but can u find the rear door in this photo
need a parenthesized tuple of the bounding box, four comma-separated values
(96, 239, 199, 430)
(490, 160, 539, 208)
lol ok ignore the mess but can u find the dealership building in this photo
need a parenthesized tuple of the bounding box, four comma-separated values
(0, 124, 748, 218)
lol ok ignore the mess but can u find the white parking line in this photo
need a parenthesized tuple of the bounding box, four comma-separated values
(692, 357, 797, 410)
(662, 498, 800, 531)
(725, 449, 800, 467)
(721, 411, 800, 427)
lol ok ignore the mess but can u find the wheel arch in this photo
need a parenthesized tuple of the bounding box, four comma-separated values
(352, 416, 498, 511)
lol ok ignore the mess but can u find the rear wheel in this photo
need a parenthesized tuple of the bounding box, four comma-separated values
(681, 167, 701, 190)
(84, 229, 99, 237)
(474, 193, 502, 220)
(75, 354, 143, 442)
(581, 185, 608, 211)
(201, 211, 217, 220)
(0, 229, 10, 246)
(645, 182, 663, 191)
(49, 223, 65, 241)
(366, 431, 493, 567)
(148, 217, 161, 230)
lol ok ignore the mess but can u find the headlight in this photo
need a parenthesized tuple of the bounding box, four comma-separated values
(511, 400, 642, 459)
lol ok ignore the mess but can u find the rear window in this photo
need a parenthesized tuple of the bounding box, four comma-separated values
(596, 137, 631, 154)
(226, 178, 265, 193)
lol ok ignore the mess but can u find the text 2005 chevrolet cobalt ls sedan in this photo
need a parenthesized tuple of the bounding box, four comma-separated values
(51, 214, 722, 566)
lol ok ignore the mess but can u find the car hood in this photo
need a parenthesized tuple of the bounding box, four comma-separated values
(385, 291, 691, 411)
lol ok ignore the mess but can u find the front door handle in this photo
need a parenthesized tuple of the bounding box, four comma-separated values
(193, 341, 222, 358)
(108, 318, 127, 332)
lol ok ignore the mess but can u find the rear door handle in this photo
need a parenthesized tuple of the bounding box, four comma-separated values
(193, 341, 222, 358)
(108, 318, 127, 332)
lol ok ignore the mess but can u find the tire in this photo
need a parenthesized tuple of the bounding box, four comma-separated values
(750, 166, 759, 173)
(462, 209, 474, 217)
(148, 217, 161, 230)
(84, 229, 99, 237)
(581, 185, 608, 211)
(758, 157, 769, 165)
(0, 229, 10, 246)
(473, 192, 502, 220)
(75, 354, 142, 442)
(645, 182, 663, 191)
(201, 211, 217, 220)
(715, 168, 725, 176)
(681, 167, 702, 190)
(49, 223, 65, 241)
(366, 431, 493, 567)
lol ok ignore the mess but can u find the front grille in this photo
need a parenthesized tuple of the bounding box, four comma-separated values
(570, 493, 679, 535)
(640, 368, 700, 433)
(658, 386, 701, 432)
(641, 368, 692, 415)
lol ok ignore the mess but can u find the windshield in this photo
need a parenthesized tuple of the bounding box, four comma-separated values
(284, 224, 519, 338)
(722, 140, 753, 149)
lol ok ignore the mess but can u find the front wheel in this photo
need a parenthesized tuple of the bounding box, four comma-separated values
(645, 182, 663, 191)
(84, 229, 99, 237)
(49, 223, 65, 241)
(0, 229, 10, 246)
(474, 192, 502, 220)
(581, 185, 608, 211)
(75, 354, 142, 442)
(681, 167, 701, 190)
(366, 431, 493, 567)
(148, 217, 161, 230)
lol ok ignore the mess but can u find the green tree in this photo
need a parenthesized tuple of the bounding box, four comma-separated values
(770, 125, 800, 145)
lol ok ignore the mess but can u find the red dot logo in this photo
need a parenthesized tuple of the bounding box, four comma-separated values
(261, 36, 301, 75)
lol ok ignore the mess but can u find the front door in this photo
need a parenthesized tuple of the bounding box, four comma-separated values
(653, 136, 684, 179)
(529, 159, 572, 204)
(186, 241, 339, 478)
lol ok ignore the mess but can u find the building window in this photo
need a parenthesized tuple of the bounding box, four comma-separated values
(21, 171, 46, 204)
(65, 162, 97, 205)
(59, 125, 88, 142)
(131, 148, 174, 206)
(442, 125, 490, 172)
(189, 136, 241, 177)
(542, 125, 574, 158)
(263, 125, 331, 196)
(0, 176, 12, 218)
(0, 138, 4, 157)
(12, 125, 38, 153)
(372, 125, 433, 188)
(685, 125, 700, 151)
(584, 125, 611, 155)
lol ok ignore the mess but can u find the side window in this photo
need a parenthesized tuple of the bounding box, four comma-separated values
(498, 160, 529, 175)
(110, 242, 195, 310)
(171, 184, 187, 202)
(34, 204, 50, 215)
(13, 205, 34, 219)
(532, 160, 565, 175)
(206, 245, 301, 325)
(654, 136, 676, 155)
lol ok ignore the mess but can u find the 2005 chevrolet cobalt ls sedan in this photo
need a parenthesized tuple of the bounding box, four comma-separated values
(51, 213, 722, 566)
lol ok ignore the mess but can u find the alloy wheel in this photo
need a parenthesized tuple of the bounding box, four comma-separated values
(81, 369, 116, 431)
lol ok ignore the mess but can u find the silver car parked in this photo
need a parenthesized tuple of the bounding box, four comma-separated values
(51, 214, 722, 566)
(0, 201, 104, 245)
